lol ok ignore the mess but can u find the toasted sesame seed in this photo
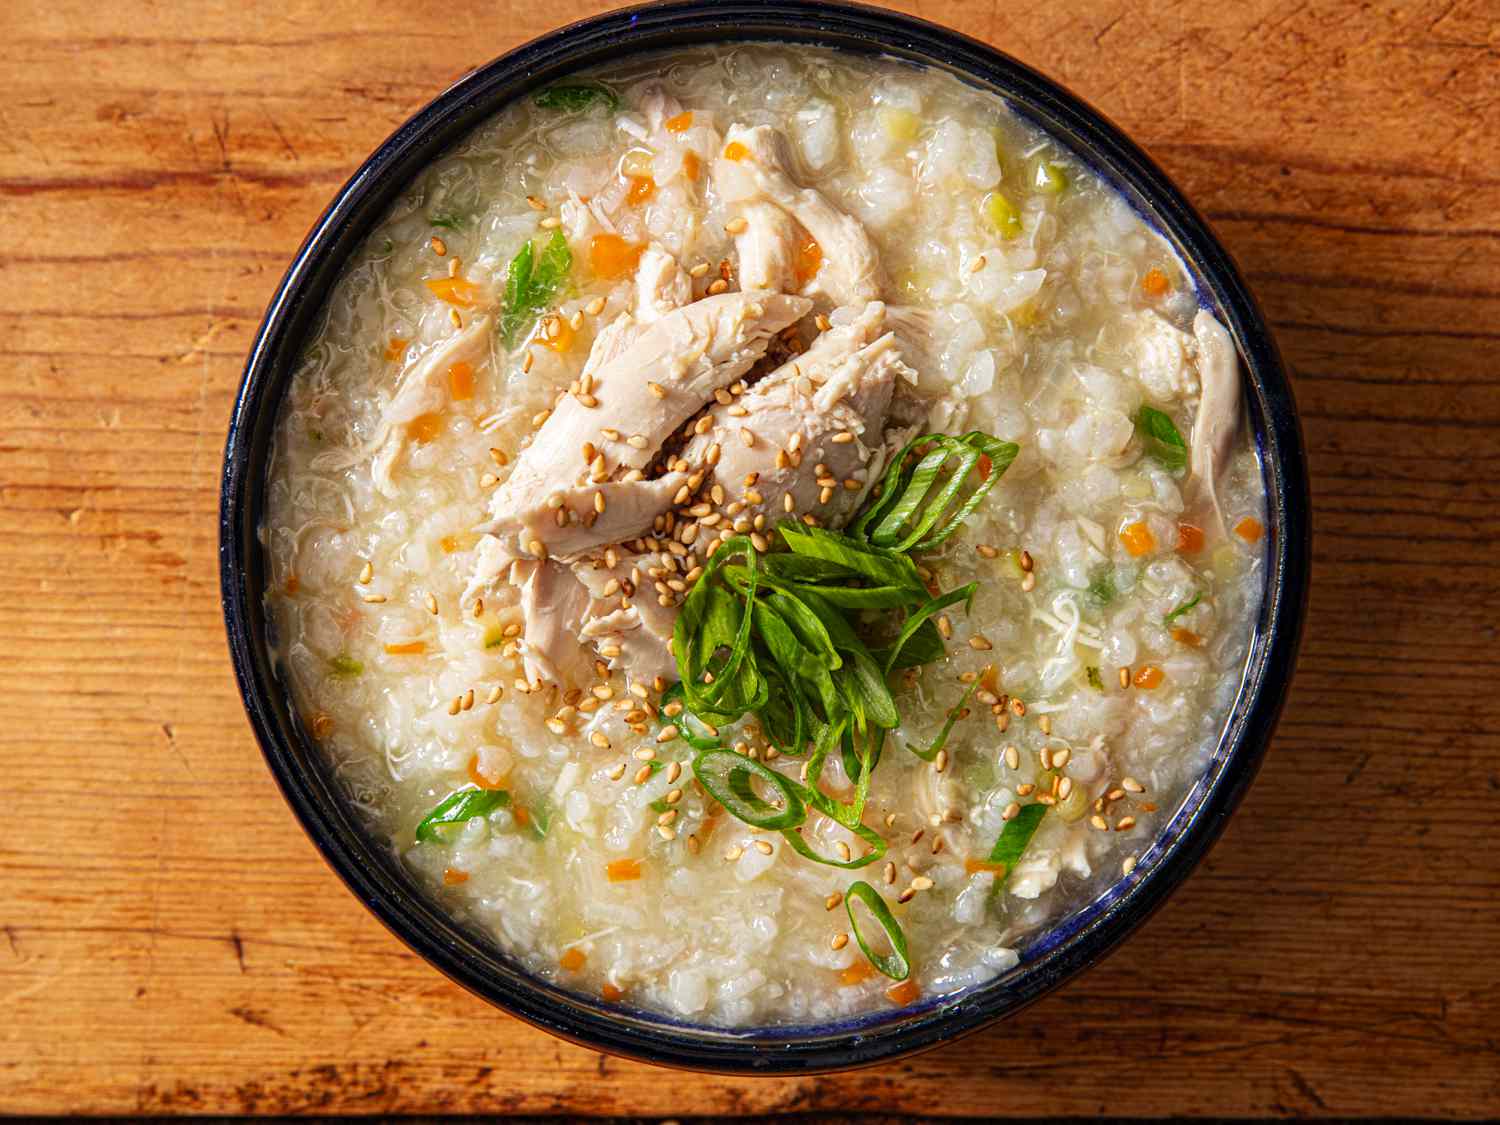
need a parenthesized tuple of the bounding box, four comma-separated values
(578, 393, 599, 408)
(447, 696, 462, 715)
(486, 684, 503, 705)
(782, 493, 795, 513)
(911, 875, 934, 892)
(357, 560, 373, 584)
(539, 216, 561, 229)
(1119, 667, 1131, 688)
(1052, 747, 1071, 768)
(360, 592, 387, 604)
(1004, 745, 1020, 770)
(531, 408, 550, 427)
(689, 261, 711, 279)
(632, 764, 652, 784)
(725, 216, 748, 234)
(1116, 816, 1137, 831)
(976, 544, 999, 559)
(706, 278, 729, 295)
(585, 295, 607, 316)
(449, 308, 463, 329)
(1009, 697, 1026, 717)
(1122, 854, 1138, 876)
(724, 845, 744, 862)
(589, 731, 610, 749)
(752, 840, 773, 856)
(897, 888, 916, 904)
(830, 932, 849, 951)
(968, 635, 993, 651)
(526, 195, 545, 211)
(522, 349, 535, 374)
(1122, 776, 1145, 793)
(1017, 783, 1035, 797)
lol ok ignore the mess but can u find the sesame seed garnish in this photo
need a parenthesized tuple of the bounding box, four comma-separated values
(449, 308, 463, 329)
(1119, 667, 1132, 688)
(976, 544, 999, 559)
(1122, 854, 1138, 875)
(531, 408, 550, 427)
(627, 434, 649, 449)
(539, 216, 561, 229)
(910, 875, 934, 892)
(357, 560, 373, 584)
(1116, 816, 1137, 831)
(830, 932, 849, 951)
(589, 731, 610, 749)
(360, 592, 386, 604)
(423, 592, 439, 615)
(522, 350, 535, 374)
(725, 845, 744, 862)
(897, 888, 916, 904)
(753, 840, 774, 855)
(725, 216, 748, 234)
(607, 762, 626, 781)
(447, 696, 462, 716)
(968, 635, 993, 651)
(689, 261, 711, 278)
(1021, 572, 1036, 592)
(430, 235, 447, 255)
(577, 393, 599, 408)
(526, 195, 545, 211)
(706, 279, 729, 295)
(486, 685, 503, 705)
(632, 764, 652, 784)
(1051, 747, 1070, 768)
(1122, 776, 1145, 793)
(739, 428, 755, 448)
(647, 381, 666, 399)
(1004, 745, 1020, 770)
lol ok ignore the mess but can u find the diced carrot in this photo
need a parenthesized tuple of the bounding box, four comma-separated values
(448, 361, 475, 401)
(838, 959, 876, 986)
(1170, 628, 1203, 647)
(965, 858, 1007, 876)
(626, 174, 656, 205)
(1119, 521, 1156, 558)
(681, 151, 701, 182)
(467, 753, 509, 791)
(310, 712, 334, 740)
(384, 641, 426, 656)
(538, 315, 574, 354)
(513, 806, 531, 828)
(407, 413, 444, 444)
(589, 233, 644, 280)
(606, 857, 642, 882)
(1133, 664, 1165, 689)
(601, 982, 624, 1002)
(424, 276, 483, 307)
(440, 532, 477, 554)
(1141, 268, 1170, 298)
(664, 111, 693, 133)
(976, 453, 993, 482)
(722, 140, 750, 162)
(1235, 516, 1265, 543)
(384, 336, 409, 361)
(443, 867, 469, 886)
(1176, 522, 1205, 555)
(794, 235, 823, 287)
(886, 979, 920, 1006)
(559, 947, 586, 972)
(284, 574, 301, 596)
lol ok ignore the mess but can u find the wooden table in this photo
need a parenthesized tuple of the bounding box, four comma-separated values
(3, 0, 1496, 1116)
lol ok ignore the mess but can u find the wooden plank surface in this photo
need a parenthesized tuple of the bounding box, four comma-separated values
(2, 0, 1498, 1116)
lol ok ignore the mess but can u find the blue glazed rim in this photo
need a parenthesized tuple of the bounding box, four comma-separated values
(219, 0, 1310, 1073)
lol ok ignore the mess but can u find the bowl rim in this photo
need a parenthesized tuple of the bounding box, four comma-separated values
(220, 0, 1311, 1074)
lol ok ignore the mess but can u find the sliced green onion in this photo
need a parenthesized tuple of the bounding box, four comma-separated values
(852, 433, 1017, 553)
(415, 787, 511, 843)
(1136, 405, 1187, 472)
(1164, 591, 1202, 624)
(532, 82, 620, 112)
(881, 583, 977, 675)
(987, 803, 1047, 874)
(780, 818, 886, 869)
(500, 230, 573, 347)
(906, 678, 980, 762)
(1086, 665, 1105, 692)
(525, 798, 553, 840)
(779, 523, 924, 593)
(845, 881, 911, 980)
(693, 750, 806, 831)
(659, 683, 722, 750)
(328, 653, 363, 676)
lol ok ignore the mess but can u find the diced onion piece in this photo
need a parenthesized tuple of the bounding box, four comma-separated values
(1119, 521, 1156, 558)
(1033, 159, 1068, 195)
(606, 857, 643, 882)
(425, 276, 483, 307)
(447, 361, 475, 401)
(1235, 516, 1265, 543)
(589, 233, 644, 280)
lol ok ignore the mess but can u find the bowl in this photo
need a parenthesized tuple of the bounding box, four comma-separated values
(220, 0, 1310, 1073)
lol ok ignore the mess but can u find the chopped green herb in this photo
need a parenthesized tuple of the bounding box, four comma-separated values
(328, 653, 363, 677)
(500, 229, 573, 347)
(429, 211, 464, 231)
(1086, 665, 1105, 692)
(1136, 405, 1187, 472)
(532, 82, 620, 112)
(415, 787, 511, 843)
(987, 802, 1047, 878)
(525, 798, 552, 841)
(648, 798, 672, 814)
(483, 623, 506, 649)
(1164, 592, 1202, 624)
(1087, 568, 1117, 606)
(845, 881, 910, 981)
(906, 678, 980, 762)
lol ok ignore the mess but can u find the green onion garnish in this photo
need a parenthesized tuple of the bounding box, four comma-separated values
(1164, 591, 1202, 624)
(851, 431, 1018, 552)
(532, 82, 620, 113)
(500, 229, 573, 348)
(844, 881, 911, 981)
(415, 787, 511, 843)
(328, 653, 363, 677)
(693, 750, 805, 830)
(987, 803, 1047, 875)
(1135, 405, 1187, 472)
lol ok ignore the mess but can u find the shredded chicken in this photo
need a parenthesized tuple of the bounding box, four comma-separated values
(1188, 310, 1241, 534)
(732, 201, 801, 293)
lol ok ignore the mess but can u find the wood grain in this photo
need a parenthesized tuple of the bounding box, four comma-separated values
(2, 0, 1497, 1116)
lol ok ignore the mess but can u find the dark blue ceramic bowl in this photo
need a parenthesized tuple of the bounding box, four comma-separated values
(220, 0, 1310, 1073)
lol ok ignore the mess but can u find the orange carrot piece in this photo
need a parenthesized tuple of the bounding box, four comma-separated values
(1176, 522, 1205, 554)
(1141, 267, 1170, 297)
(601, 982, 624, 1002)
(1171, 628, 1203, 647)
(384, 336, 409, 361)
(606, 857, 642, 882)
(886, 979, 921, 1006)
(424, 276, 483, 307)
(722, 140, 750, 161)
(538, 316, 574, 354)
(838, 960, 876, 986)
(965, 858, 1007, 876)
(1119, 521, 1156, 558)
(589, 233, 644, 280)
(681, 151, 701, 182)
(1134, 664, 1165, 689)
(664, 111, 693, 133)
(626, 174, 656, 205)
(443, 867, 469, 886)
(448, 361, 474, 401)
(1235, 516, 1265, 543)
(284, 574, 301, 596)
(467, 754, 508, 791)
(794, 235, 823, 287)
(384, 641, 426, 656)
(407, 413, 444, 444)
(559, 947, 586, 971)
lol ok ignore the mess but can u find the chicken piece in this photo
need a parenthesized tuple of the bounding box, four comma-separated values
(512, 559, 596, 689)
(1188, 310, 1242, 534)
(579, 245, 693, 383)
(575, 553, 679, 685)
(677, 302, 910, 536)
(733, 201, 800, 293)
(480, 471, 691, 566)
(480, 290, 810, 564)
(717, 124, 885, 305)
(370, 315, 492, 497)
